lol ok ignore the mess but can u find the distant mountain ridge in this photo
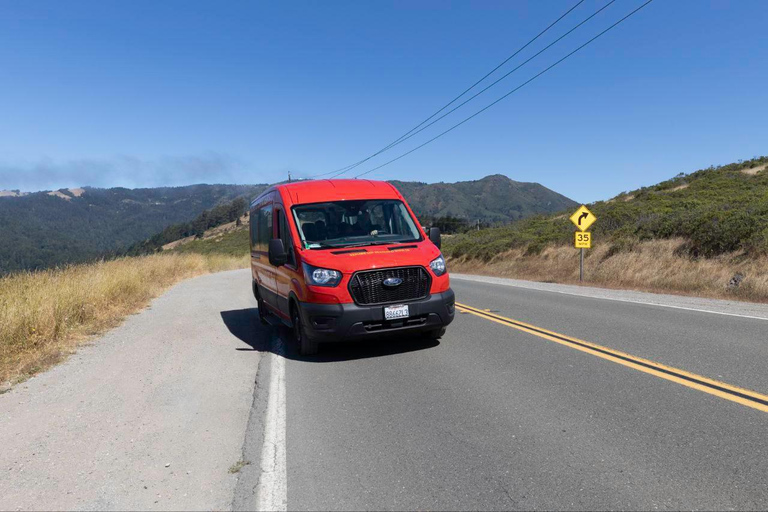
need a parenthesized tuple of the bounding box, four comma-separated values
(0, 184, 267, 272)
(0, 190, 30, 198)
(0, 175, 575, 273)
(392, 174, 577, 223)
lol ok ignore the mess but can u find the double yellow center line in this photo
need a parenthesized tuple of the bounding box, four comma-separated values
(455, 302, 768, 414)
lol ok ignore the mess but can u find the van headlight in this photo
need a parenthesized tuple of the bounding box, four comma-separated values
(429, 255, 447, 276)
(303, 263, 342, 287)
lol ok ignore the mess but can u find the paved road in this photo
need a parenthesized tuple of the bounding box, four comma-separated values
(0, 271, 263, 511)
(283, 274, 768, 511)
(3, 269, 768, 510)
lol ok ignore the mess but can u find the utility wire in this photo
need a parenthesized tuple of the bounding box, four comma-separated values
(302, 0, 586, 180)
(354, 0, 653, 179)
(331, 0, 617, 179)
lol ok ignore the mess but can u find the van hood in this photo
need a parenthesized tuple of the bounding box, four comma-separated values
(299, 241, 441, 274)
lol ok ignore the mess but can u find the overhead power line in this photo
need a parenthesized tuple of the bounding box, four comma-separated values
(353, 0, 654, 179)
(330, 0, 618, 179)
(303, 0, 586, 180)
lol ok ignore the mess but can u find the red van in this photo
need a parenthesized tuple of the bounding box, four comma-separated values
(249, 179, 455, 355)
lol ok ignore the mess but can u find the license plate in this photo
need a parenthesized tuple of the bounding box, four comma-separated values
(384, 304, 409, 320)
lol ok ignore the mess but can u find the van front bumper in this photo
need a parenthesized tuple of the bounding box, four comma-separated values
(298, 288, 455, 342)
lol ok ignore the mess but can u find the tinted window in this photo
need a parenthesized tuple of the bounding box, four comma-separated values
(292, 199, 421, 249)
(249, 208, 258, 250)
(257, 204, 272, 252)
(276, 209, 296, 266)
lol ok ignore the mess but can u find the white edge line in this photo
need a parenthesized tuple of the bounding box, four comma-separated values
(451, 274, 768, 322)
(255, 336, 287, 511)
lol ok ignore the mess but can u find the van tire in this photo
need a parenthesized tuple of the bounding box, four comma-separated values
(423, 327, 446, 340)
(255, 286, 268, 325)
(292, 305, 318, 356)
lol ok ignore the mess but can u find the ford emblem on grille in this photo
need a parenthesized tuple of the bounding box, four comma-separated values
(382, 277, 403, 288)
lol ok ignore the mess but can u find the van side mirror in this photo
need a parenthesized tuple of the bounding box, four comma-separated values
(268, 239, 287, 266)
(428, 227, 441, 249)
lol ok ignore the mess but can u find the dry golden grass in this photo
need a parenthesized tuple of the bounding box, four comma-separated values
(0, 253, 248, 388)
(741, 164, 766, 175)
(449, 238, 768, 303)
(662, 183, 690, 192)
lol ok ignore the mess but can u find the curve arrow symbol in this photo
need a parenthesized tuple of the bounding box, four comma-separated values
(578, 212, 589, 225)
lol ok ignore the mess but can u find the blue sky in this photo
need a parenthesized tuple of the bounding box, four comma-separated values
(0, 0, 766, 203)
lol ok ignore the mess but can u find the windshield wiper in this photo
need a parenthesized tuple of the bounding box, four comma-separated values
(334, 240, 412, 248)
(308, 239, 417, 249)
(351, 241, 397, 247)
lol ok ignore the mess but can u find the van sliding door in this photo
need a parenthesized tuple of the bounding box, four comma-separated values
(274, 208, 296, 317)
(255, 199, 277, 309)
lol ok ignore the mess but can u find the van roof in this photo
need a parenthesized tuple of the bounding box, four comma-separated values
(254, 179, 401, 206)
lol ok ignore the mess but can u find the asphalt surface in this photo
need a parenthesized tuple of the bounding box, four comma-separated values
(0, 271, 262, 511)
(3, 269, 768, 510)
(285, 275, 768, 511)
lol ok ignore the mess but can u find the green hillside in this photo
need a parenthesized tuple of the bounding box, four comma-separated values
(0, 174, 577, 273)
(0, 184, 266, 272)
(171, 227, 250, 257)
(392, 174, 577, 224)
(445, 156, 768, 261)
(124, 197, 249, 256)
(155, 175, 577, 258)
(96, 174, 580, 263)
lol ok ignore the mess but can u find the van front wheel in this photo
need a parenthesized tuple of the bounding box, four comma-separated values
(257, 297, 268, 325)
(292, 306, 318, 356)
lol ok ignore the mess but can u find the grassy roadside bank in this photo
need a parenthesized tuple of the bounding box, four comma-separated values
(447, 238, 768, 303)
(442, 156, 768, 303)
(0, 253, 248, 389)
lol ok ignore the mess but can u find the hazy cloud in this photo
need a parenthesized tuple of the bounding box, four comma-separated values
(0, 153, 262, 192)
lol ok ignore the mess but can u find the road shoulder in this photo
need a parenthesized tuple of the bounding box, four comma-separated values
(0, 269, 261, 511)
(452, 273, 768, 320)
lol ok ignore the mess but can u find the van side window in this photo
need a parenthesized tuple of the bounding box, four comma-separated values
(258, 204, 272, 252)
(249, 208, 257, 250)
(276, 209, 296, 266)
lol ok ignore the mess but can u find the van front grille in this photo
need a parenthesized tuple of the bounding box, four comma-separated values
(349, 266, 431, 306)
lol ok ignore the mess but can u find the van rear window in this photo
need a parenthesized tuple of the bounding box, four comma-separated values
(292, 199, 421, 249)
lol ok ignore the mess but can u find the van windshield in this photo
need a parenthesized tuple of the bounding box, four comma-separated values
(292, 199, 422, 249)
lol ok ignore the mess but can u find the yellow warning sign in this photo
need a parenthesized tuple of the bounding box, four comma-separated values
(575, 231, 591, 249)
(570, 205, 597, 232)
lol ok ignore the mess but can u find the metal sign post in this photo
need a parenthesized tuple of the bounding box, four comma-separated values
(580, 248, 584, 282)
